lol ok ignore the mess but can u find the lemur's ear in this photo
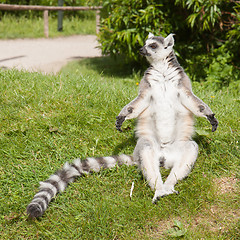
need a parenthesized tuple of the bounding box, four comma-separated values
(148, 32, 154, 39)
(164, 33, 175, 48)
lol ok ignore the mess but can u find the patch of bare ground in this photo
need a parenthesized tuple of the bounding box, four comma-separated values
(137, 207, 239, 239)
(192, 205, 240, 234)
(137, 177, 239, 239)
(190, 176, 239, 234)
(214, 176, 238, 194)
(136, 217, 173, 239)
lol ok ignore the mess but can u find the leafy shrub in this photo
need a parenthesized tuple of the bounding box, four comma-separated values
(98, 0, 240, 89)
(99, 0, 178, 61)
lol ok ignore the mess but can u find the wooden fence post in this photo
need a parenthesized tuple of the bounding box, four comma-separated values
(0, 4, 102, 37)
(43, 10, 49, 38)
(58, 0, 64, 31)
(96, 10, 100, 34)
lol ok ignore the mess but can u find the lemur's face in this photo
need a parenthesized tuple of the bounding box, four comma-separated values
(140, 33, 175, 64)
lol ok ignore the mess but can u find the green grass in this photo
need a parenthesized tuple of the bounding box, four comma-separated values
(0, 57, 239, 239)
(0, 13, 96, 39)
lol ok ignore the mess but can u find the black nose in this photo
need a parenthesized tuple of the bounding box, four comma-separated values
(139, 47, 146, 55)
(140, 47, 150, 56)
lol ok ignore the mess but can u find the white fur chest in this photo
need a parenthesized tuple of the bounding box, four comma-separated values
(148, 67, 180, 106)
(145, 66, 182, 143)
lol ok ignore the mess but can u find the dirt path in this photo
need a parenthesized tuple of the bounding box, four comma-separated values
(0, 35, 101, 74)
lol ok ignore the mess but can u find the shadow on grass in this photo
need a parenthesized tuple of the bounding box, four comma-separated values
(112, 135, 136, 155)
(75, 55, 147, 78)
(193, 134, 213, 154)
(113, 134, 213, 156)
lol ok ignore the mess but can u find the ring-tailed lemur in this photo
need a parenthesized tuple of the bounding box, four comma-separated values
(27, 33, 218, 218)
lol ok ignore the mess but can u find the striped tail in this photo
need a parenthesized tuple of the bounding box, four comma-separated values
(27, 154, 135, 218)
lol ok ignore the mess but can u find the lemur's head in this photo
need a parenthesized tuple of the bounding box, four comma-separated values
(140, 33, 175, 63)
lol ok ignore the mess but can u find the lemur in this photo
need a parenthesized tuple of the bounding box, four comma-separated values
(27, 33, 218, 218)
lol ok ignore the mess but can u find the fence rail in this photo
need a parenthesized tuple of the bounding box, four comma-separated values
(0, 4, 102, 37)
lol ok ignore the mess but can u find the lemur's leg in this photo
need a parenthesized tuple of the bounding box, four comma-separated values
(134, 138, 164, 192)
(164, 141, 198, 189)
(152, 140, 198, 203)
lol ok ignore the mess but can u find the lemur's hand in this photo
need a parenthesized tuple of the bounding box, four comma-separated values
(116, 116, 126, 132)
(207, 114, 218, 132)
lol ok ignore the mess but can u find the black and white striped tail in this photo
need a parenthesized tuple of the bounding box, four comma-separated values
(27, 154, 135, 218)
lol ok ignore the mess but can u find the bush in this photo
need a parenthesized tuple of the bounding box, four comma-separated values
(98, 0, 240, 89)
(99, 0, 177, 61)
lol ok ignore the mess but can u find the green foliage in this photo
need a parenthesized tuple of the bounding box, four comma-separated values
(166, 220, 187, 237)
(184, 44, 240, 92)
(206, 46, 236, 89)
(176, 0, 222, 31)
(99, 0, 175, 61)
(99, 0, 240, 88)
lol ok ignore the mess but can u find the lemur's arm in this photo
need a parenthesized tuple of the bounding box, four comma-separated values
(116, 96, 149, 131)
(178, 78, 218, 132)
(116, 79, 151, 132)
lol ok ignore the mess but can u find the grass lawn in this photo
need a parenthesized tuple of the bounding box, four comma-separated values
(0, 13, 96, 39)
(0, 57, 239, 239)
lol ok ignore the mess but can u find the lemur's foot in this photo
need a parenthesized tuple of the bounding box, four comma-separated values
(152, 188, 179, 204)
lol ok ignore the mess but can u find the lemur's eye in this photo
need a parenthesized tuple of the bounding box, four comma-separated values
(149, 43, 158, 49)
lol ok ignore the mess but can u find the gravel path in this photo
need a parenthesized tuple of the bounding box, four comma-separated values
(0, 35, 101, 74)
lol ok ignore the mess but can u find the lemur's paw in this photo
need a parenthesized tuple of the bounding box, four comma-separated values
(152, 188, 179, 204)
(115, 116, 126, 132)
(207, 114, 218, 132)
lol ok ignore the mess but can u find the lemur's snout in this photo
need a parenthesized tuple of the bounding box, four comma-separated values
(139, 47, 147, 56)
(140, 46, 150, 56)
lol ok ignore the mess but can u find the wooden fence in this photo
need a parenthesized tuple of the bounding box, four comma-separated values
(0, 4, 102, 37)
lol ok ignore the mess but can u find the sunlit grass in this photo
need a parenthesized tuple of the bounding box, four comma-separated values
(0, 13, 96, 39)
(0, 57, 239, 239)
